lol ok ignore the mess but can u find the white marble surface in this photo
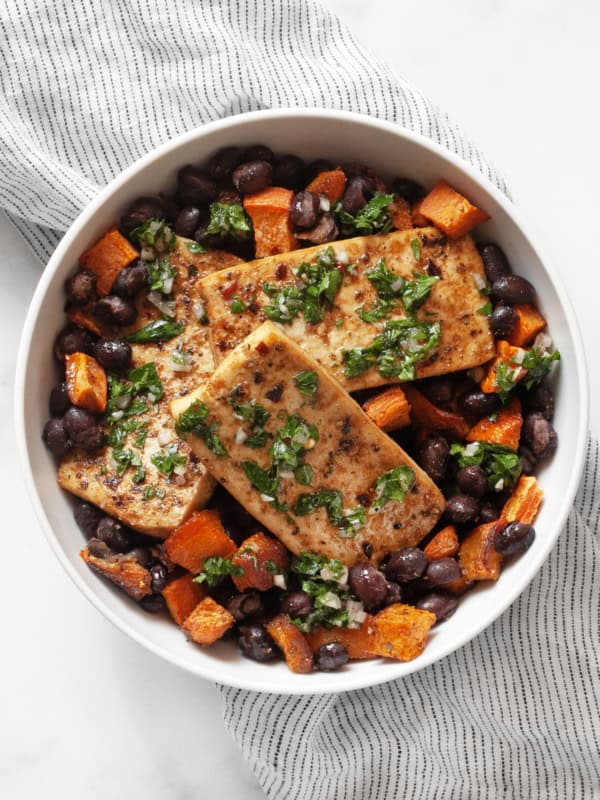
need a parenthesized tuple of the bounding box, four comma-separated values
(2, 1, 599, 796)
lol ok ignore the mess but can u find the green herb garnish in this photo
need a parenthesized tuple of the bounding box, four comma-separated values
(176, 400, 228, 456)
(372, 465, 414, 511)
(111, 447, 145, 483)
(146, 255, 176, 294)
(194, 556, 244, 587)
(336, 192, 394, 235)
(521, 347, 560, 389)
(150, 443, 187, 477)
(478, 302, 493, 315)
(186, 240, 207, 254)
(294, 464, 314, 486)
(241, 461, 283, 508)
(450, 441, 522, 491)
(293, 370, 319, 398)
(293, 489, 344, 526)
(230, 397, 271, 449)
(410, 238, 422, 261)
(130, 219, 176, 254)
(206, 202, 252, 241)
(126, 319, 185, 344)
(270, 415, 319, 470)
(230, 298, 247, 313)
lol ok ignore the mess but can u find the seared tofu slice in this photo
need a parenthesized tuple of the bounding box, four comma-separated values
(198, 228, 495, 391)
(58, 238, 243, 537)
(172, 322, 445, 566)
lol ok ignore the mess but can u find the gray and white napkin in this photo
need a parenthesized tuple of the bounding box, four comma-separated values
(1, 1, 598, 797)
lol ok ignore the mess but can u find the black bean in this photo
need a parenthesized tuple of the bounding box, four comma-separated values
(421, 377, 453, 406)
(384, 547, 428, 583)
(150, 563, 168, 593)
(175, 206, 202, 238)
(176, 165, 218, 206)
(490, 305, 518, 339)
(96, 516, 132, 552)
(94, 295, 137, 326)
(42, 418, 72, 457)
(417, 435, 449, 482)
(49, 382, 71, 417)
(238, 623, 278, 662)
(140, 594, 166, 613)
(93, 339, 132, 372)
(445, 494, 480, 524)
(384, 581, 402, 606)
(280, 591, 313, 619)
(127, 547, 153, 569)
(65, 270, 97, 306)
(479, 501, 500, 524)
(73, 501, 102, 538)
(111, 262, 148, 297)
(62, 407, 104, 451)
(492, 275, 536, 305)
(494, 522, 535, 555)
(295, 212, 338, 244)
(87, 537, 111, 558)
(243, 144, 274, 163)
(227, 591, 264, 621)
(305, 159, 333, 183)
(217, 189, 242, 205)
(314, 642, 348, 671)
(480, 243, 512, 284)
(232, 160, 273, 194)
(289, 190, 320, 229)
(524, 383, 554, 421)
(518, 445, 537, 475)
(456, 465, 488, 498)
(54, 325, 94, 361)
(272, 154, 305, 189)
(341, 176, 373, 216)
(459, 390, 501, 418)
(416, 591, 459, 624)
(120, 195, 170, 237)
(523, 413, 557, 460)
(426, 557, 462, 586)
(206, 146, 243, 181)
(392, 177, 425, 205)
(349, 563, 388, 610)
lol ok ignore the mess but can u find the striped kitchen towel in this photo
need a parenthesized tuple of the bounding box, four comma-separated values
(1, 1, 597, 798)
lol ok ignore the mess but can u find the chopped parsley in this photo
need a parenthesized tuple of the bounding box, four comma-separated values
(186, 240, 207, 254)
(146, 255, 176, 294)
(111, 448, 145, 483)
(293, 370, 319, 398)
(357, 259, 439, 321)
(521, 347, 560, 390)
(150, 443, 187, 477)
(230, 298, 247, 313)
(289, 553, 355, 632)
(293, 490, 363, 536)
(372, 465, 415, 511)
(126, 319, 185, 344)
(410, 238, 422, 261)
(241, 461, 284, 509)
(451, 441, 522, 491)
(206, 202, 252, 241)
(478, 301, 493, 316)
(271, 415, 318, 470)
(342, 317, 441, 380)
(230, 397, 271, 449)
(130, 219, 176, 254)
(175, 400, 228, 456)
(339, 506, 366, 538)
(194, 556, 244, 587)
(292, 552, 347, 580)
(336, 192, 394, 235)
(105, 418, 148, 448)
(494, 360, 521, 403)
(262, 284, 303, 322)
(293, 464, 314, 486)
(128, 362, 164, 401)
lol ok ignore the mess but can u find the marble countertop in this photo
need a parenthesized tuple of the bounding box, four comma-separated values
(2, 1, 598, 797)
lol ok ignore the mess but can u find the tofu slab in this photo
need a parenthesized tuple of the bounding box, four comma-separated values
(199, 228, 495, 391)
(173, 322, 445, 566)
(58, 238, 243, 537)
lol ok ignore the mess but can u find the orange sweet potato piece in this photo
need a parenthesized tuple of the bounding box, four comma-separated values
(65, 352, 107, 413)
(243, 187, 298, 258)
(266, 614, 314, 673)
(458, 521, 502, 581)
(306, 168, 347, 203)
(466, 395, 522, 451)
(501, 475, 544, 525)
(390, 196, 413, 231)
(368, 603, 436, 661)
(403, 385, 470, 441)
(164, 509, 236, 574)
(424, 525, 460, 561)
(411, 199, 430, 227)
(481, 339, 528, 394)
(181, 597, 234, 645)
(508, 304, 547, 347)
(68, 307, 106, 336)
(162, 573, 207, 626)
(418, 180, 490, 239)
(79, 227, 139, 295)
(362, 386, 411, 431)
(81, 542, 152, 600)
(232, 532, 290, 591)
(306, 616, 375, 660)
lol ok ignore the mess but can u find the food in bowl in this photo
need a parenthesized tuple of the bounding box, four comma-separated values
(41, 144, 560, 674)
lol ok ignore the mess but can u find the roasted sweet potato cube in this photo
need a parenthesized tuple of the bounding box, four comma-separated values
(368, 603, 435, 661)
(68, 307, 106, 336)
(266, 614, 313, 673)
(243, 187, 298, 258)
(232, 532, 290, 591)
(459, 522, 502, 581)
(424, 525, 460, 561)
(65, 352, 108, 413)
(411, 200, 430, 227)
(508, 304, 547, 347)
(501, 475, 544, 524)
(81, 540, 151, 600)
(481, 340, 528, 394)
(363, 386, 411, 431)
(390, 196, 413, 231)
(306, 168, 347, 203)
(306, 617, 375, 660)
(418, 180, 490, 239)
(467, 395, 522, 451)
(403, 385, 469, 441)
(182, 597, 234, 645)
(164, 509, 236, 574)
(79, 227, 139, 296)
(162, 573, 207, 626)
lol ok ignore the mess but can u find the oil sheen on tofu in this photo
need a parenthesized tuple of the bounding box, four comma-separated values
(172, 322, 445, 566)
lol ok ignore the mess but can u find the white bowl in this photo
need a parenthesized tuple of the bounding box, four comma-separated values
(15, 109, 588, 694)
